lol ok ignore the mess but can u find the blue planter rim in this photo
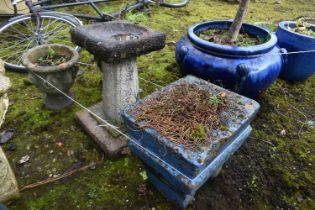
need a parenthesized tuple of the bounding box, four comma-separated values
(122, 76, 260, 167)
(278, 20, 315, 40)
(187, 20, 278, 56)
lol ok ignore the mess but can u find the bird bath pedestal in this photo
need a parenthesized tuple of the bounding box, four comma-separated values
(71, 21, 166, 158)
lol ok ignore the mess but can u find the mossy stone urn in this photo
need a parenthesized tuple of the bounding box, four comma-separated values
(22, 44, 79, 109)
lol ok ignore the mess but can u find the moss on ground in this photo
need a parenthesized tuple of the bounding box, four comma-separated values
(0, 0, 314, 209)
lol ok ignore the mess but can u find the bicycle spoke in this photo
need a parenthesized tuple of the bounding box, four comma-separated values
(0, 34, 32, 42)
(5, 26, 30, 40)
(16, 22, 35, 35)
(44, 21, 63, 33)
(0, 39, 32, 53)
(0, 14, 80, 70)
(2, 48, 25, 62)
(16, 39, 35, 64)
(46, 35, 68, 41)
(45, 24, 68, 37)
(41, 18, 59, 30)
(43, 17, 53, 34)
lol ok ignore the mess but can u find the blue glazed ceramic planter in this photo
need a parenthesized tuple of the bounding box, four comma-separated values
(176, 20, 285, 98)
(128, 125, 252, 209)
(121, 76, 260, 209)
(276, 21, 315, 81)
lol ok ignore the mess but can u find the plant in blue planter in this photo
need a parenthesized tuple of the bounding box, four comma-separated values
(176, 0, 285, 98)
(276, 19, 315, 81)
(121, 75, 260, 209)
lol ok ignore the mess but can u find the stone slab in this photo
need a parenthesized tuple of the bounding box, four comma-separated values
(76, 102, 127, 159)
(0, 147, 20, 203)
(0, 61, 11, 96)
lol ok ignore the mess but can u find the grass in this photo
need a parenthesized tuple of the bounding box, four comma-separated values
(1, 0, 314, 209)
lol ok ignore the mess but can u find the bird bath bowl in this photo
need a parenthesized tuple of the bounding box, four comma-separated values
(71, 20, 166, 158)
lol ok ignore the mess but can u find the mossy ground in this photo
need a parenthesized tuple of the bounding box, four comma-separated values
(1, 0, 314, 209)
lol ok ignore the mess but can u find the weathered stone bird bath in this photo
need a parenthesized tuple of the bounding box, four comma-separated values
(71, 20, 166, 158)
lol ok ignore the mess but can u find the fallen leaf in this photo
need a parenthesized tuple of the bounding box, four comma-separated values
(19, 155, 30, 164)
(56, 142, 63, 147)
(58, 63, 66, 68)
(67, 150, 74, 156)
(280, 129, 286, 136)
(139, 171, 148, 181)
(245, 104, 254, 109)
(220, 92, 226, 97)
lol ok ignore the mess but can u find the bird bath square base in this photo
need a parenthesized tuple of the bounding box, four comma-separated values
(76, 102, 127, 159)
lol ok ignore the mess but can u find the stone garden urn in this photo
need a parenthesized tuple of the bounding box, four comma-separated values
(0, 61, 19, 203)
(0, 61, 11, 127)
(22, 44, 79, 109)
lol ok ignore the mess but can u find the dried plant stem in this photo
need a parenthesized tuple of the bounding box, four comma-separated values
(20, 159, 103, 192)
(131, 84, 233, 149)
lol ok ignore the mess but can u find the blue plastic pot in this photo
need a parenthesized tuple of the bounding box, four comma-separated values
(176, 20, 285, 98)
(121, 76, 260, 209)
(276, 21, 315, 81)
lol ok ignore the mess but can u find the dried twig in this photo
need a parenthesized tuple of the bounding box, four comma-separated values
(249, 136, 275, 147)
(288, 104, 310, 139)
(20, 157, 104, 192)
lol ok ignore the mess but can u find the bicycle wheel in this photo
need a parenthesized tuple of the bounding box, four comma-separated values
(0, 13, 82, 72)
(156, 0, 190, 8)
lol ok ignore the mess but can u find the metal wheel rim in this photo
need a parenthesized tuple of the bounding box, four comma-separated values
(0, 14, 80, 70)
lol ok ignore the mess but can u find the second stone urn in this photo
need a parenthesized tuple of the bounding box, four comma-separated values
(22, 44, 79, 109)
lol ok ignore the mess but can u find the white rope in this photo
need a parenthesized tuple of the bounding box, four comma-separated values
(76, 62, 93, 66)
(192, 44, 315, 58)
(32, 72, 119, 131)
(139, 76, 164, 88)
(279, 50, 315, 55)
(31, 71, 195, 181)
(31, 72, 165, 136)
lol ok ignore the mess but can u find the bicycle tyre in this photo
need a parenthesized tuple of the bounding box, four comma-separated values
(157, 0, 190, 8)
(0, 12, 82, 73)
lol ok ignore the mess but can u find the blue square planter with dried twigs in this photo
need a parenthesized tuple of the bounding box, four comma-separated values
(121, 75, 260, 209)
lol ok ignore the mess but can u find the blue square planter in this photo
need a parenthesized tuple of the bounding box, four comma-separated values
(128, 125, 252, 209)
(121, 75, 260, 208)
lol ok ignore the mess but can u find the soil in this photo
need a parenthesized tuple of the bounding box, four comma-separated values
(287, 21, 315, 37)
(130, 84, 231, 149)
(198, 28, 267, 46)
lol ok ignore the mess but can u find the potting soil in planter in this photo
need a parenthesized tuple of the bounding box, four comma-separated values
(36, 47, 70, 66)
(276, 20, 315, 81)
(287, 20, 315, 37)
(122, 75, 260, 209)
(198, 28, 268, 47)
